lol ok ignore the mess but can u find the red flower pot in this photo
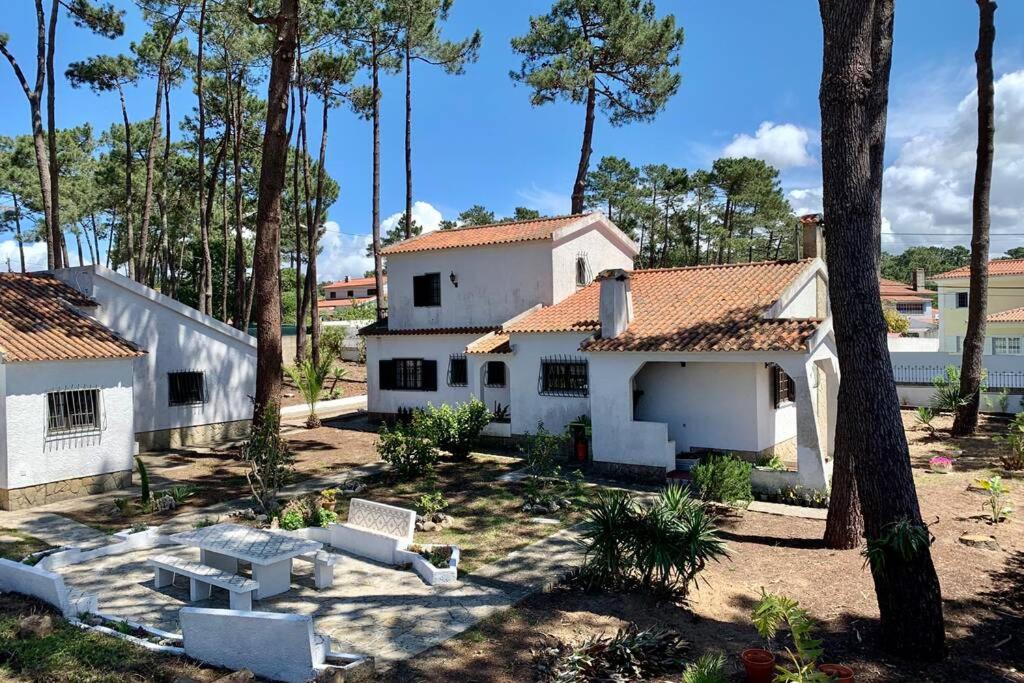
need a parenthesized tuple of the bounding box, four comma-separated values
(741, 648, 776, 683)
(819, 663, 855, 682)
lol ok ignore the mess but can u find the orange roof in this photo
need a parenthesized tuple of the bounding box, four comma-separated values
(318, 296, 375, 309)
(507, 260, 822, 353)
(324, 276, 384, 289)
(879, 277, 932, 303)
(0, 272, 144, 362)
(359, 318, 498, 337)
(380, 214, 589, 255)
(988, 306, 1024, 323)
(466, 333, 512, 354)
(933, 259, 1024, 280)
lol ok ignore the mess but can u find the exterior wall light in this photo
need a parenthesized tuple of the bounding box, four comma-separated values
(450, 271, 458, 287)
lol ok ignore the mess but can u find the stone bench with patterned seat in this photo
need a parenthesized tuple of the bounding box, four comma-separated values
(148, 554, 259, 611)
(329, 498, 416, 565)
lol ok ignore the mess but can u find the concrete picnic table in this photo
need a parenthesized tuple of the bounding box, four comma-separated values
(170, 522, 321, 599)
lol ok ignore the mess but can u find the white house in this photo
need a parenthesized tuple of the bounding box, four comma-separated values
(52, 265, 258, 450)
(0, 266, 257, 510)
(318, 275, 386, 320)
(363, 213, 838, 490)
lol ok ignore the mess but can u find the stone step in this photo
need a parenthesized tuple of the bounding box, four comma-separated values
(675, 457, 700, 472)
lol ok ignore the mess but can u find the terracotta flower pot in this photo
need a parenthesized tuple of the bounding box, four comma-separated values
(819, 663, 855, 682)
(741, 648, 776, 683)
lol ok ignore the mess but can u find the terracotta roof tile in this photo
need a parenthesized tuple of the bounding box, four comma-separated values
(317, 296, 375, 309)
(0, 272, 144, 362)
(380, 214, 589, 255)
(507, 260, 822, 353)
(987, 306, 1024, 323)
(324, 276, 384, 289)
(879, 277, 932, 301)
(466, 333, 512, 354)
(359, 317, 498, 337)
(933, 259, 1024, 280)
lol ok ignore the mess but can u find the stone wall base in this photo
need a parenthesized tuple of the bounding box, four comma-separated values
(0, 470, 132, 511)
(136, 419, 251, 452)
(589, 459, 667, 484)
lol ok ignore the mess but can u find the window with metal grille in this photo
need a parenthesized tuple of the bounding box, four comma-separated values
(47, 389, 101, 435)
(956, 292, 969, 308)
(770, 364, 795, 408)
(413, 273, 441, 307)
(993, 337, 1022, 356)
(448, 355, 468, 386)
(169, 371, 206, 406)
(485, 361, 506, 387)
(379, 358, 437, 391)
(895, 302, 925, 315)
(539, 357, 589, 396)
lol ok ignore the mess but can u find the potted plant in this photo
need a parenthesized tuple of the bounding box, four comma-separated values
(751, 590, 839, 683)
(928, 455, 954, 474)
(740, 646, 776, 683)
(319, 488, 339, 512)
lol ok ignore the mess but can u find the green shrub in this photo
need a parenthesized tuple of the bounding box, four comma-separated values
(377, 422, 438, 479)
(238, 403, 294, 515)
(314, 507, 338, 527)
(278, 500, 307, 530)
(997, 412, 1024, 470)
(319, 327, 347, 361)
(523, 421, 567, 476)
(135, 456, 150, 504)
(691, 453, 752, 503)
(682, 652, 728, 683)
(165, 484, 197, 504)
(883, 305, 909, 334)
(534, 623, 689, 682)
(414, 399, 491, 459)
(417, 491, 449, 516)
(578, 485, 727, 596)
(931, 365, 987, 412)
(751, 591, 829, 682)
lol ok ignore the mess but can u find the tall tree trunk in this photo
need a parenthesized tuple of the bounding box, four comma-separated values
(309, 95, 329, 365)
(197, 0, 213, 315)
(952, 0, 996, 437)
(118, 86, 136, 280)
(371, 48, 385, 321)
(83, 221, 96, 264)
(290, 101, 305, 362)
(221, 146, 230, 321)
(250, 0, 299, 424)
(138, 5, 187, 286)
(819, 0, 945, 658)
(73, 230, 84, 266)
(12, 194, 26, 272)
(159, 77, 173, 290)
(232, 68, 247, 329)
(296, 52, 312, 364)
(404, 29, 413, 238)
(45, 0, 61, 269)
(90, 212, 100, 266)
(570, 85, 597, 215)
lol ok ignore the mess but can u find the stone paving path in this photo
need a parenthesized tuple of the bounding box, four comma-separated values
(0, 510, 112, 550)
(53, 526, 583, 668)
(746, 500, 828, 520)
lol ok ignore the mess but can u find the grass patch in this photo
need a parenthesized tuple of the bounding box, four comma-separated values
(0, 594, 221, 682)
(0, 529, 53, 563)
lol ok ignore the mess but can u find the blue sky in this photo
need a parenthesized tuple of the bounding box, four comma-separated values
(2, 1, 1023, 278)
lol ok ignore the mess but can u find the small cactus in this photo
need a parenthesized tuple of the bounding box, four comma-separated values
(135, 456, 150, 504)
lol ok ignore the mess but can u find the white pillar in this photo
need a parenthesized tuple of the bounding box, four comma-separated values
(777, 357, 829, 491)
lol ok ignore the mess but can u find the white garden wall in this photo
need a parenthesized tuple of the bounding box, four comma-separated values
(2, 359, 135, 489)
(0, 365, 6, 490)
(52, 265, 256, 435)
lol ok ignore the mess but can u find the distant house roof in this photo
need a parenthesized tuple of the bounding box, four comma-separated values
(879, 277, 932, 303)
(506, 260, 822, 353)
(0, 272, 144, 362)
(988, 306, 1024, 323)
(318, 296, 375, 309)
(324, 276, 384, 289)
(933, 259, 1024, 280)
(380, 214, 594, 255)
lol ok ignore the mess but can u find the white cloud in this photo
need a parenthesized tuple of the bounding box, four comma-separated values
(316, 221, 373, 282)
(0, 239, 49, 272)
(723, 121, 816, 169)
(516, 185, 571, 216)
(380, 200, 443, 235)
(786, 187, 823, 217)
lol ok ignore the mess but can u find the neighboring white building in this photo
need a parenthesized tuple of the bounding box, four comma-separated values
(319, 275, 386, 320)
(363, 213, 838, 490)
(52, 265, 258, 450)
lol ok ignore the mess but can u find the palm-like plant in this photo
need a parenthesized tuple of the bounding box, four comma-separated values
(286, 355, 334, 428)
(578, 489, 635, 588)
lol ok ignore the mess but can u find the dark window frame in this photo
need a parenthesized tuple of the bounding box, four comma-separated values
(485, 361, 507, 388)
(169, 371, 207, 406)
(46, 388, 101, 435)
(367, 288, 377, 296)
(575, 254, 589, 287)
(379, 358, 437, 391)
(447, 354, 468, 387)
(956, 291, 969, 308)
(770, 364, 796, 408)
(538, 356, 589, 397)
(329, 291, 336, 299)
(413, 273, 442, 307)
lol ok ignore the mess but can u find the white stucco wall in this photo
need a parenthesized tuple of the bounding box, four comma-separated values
(551, 221, 636, 301)
(506, 332, 593, 436)
(52, 266, 257, 434)
(2, 359, 135, 489)
(0, 365, 6, 489)
(385, 242, 556, 330)
(364, 333, 481, 414)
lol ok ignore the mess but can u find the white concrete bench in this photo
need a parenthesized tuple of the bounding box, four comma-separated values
(329, 498, 416, 565)
(148, 554, 258, 611)
(295, 550, 337, 589)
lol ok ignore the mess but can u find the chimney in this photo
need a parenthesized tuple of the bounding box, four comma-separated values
(799, 214, 825, 261)
(912, 268, 926, 291)
(344, 275, 350, 283)
(597, 268, 633, 339)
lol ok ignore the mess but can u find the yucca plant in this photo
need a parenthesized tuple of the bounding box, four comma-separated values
(578, 489, 635, 589)
(286, 355, 334, 428)
(682, 651, 728, 683)
(914, 406, 936, 435)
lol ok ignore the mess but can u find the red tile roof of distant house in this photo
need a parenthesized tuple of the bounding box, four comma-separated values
(505, 260, 822, 353)
(987, 306, 1024, 323)
(933, 259, 1024, 280)
(0, 272, 144, 362)
(317, 296, 375, 309)
(324, 276, 385, 289)
(879, 277, 932, 303)
(380, 214, 591, 255)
